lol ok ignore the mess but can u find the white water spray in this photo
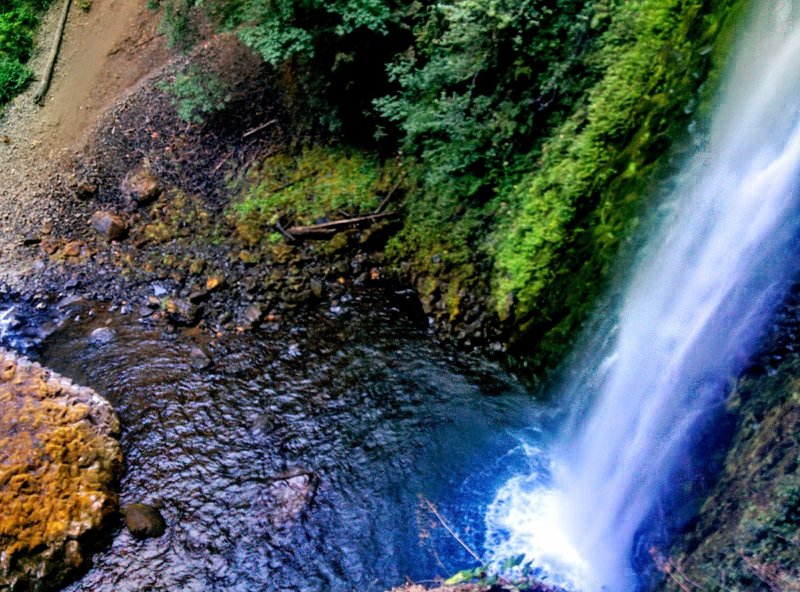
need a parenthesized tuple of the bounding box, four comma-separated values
(0, 306, 15, 343)
(486, 3, 800, 590)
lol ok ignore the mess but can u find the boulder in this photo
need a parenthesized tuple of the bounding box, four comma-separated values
(122, 504, 166, 539)
(0, 349, 122, 591)
(90, 211, 128, 242)
(120, 166, 162, 209)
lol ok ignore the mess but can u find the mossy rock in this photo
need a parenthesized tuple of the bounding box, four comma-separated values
(0, 349, 122, 591)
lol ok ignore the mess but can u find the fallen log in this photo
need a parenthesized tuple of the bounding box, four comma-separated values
(34, 0, 72, 104)
(285, 211, 397, 237)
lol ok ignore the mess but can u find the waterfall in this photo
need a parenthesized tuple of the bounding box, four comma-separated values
(486, 2, 800, 590)
(0, 306, 15, 343)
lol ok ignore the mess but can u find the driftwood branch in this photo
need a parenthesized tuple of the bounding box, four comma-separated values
(243, 119, 278, 139)
(34, 0, 72, 104)
(374, 170, 409, 214)
(420, 496, 485, 566)
(274, 221, 296, 242)
(285, 211, 396, 237)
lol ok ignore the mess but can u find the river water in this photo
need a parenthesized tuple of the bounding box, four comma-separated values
(5, 4, 799, 592)
(0, 292, 554, 592)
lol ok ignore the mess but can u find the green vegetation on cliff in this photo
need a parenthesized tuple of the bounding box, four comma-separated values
(154, 0, 748, 368)
(0, 0, 52, 106)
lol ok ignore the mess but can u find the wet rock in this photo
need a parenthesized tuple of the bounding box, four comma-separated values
(189, 345, 212, 370)
(121, 166, 162, 209)
(0, 349, 122, 591)
(239, 304, 262, 331)
(122, 504, 166, 539)
(89, 327, 115, 344)
(164, 298, 198, 326)
(309, 278, 323, 299)
(90, 211, 128, 242)
(188, 288, 209, 304)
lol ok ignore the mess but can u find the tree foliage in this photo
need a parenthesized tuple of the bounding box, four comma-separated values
(0, 0, 52, 106)
(153, 0, 748, 366)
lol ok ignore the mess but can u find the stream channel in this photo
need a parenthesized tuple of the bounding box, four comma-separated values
(1, 290, 555, 592)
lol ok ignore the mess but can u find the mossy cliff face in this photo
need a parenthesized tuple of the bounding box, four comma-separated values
(0, 349, 122, 592)
(655, 357, 800, 591)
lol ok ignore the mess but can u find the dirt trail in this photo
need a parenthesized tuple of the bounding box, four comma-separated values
(39, 0, 170, 146)
(0, 0, 171, 286)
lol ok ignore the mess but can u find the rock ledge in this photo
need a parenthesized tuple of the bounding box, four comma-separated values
(0, 348, 122, 591)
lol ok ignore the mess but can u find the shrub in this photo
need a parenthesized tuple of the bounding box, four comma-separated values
(158, 65, 231, 124)
(0, 0, 53, 106)
(0, 58, 32, 104)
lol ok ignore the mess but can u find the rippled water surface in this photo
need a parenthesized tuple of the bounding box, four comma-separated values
(31, 293, 546, 592)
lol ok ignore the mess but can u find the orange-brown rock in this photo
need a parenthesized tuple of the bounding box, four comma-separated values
(0, 349, 122, 591)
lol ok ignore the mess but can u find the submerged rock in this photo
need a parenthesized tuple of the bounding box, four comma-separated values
(189, 344, 212, 370)
(89, 327, 116, 344)
(122, 504, 166, 539)
(0, 349, 122, 591)
(265, 470, 318, 527)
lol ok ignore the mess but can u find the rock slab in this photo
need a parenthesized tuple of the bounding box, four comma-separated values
(0, 349, 122, 591)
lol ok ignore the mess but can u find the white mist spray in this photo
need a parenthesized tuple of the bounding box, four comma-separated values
(486, 3, 800, 590)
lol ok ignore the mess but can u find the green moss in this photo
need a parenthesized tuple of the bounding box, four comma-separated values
(231, 145, 404, 247)
(488, 0, 749, 365)
(380, 0, 749, 367)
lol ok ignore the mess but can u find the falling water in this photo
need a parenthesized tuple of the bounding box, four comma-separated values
(0, 306, 16, 343)
(486, 2, 800, 590)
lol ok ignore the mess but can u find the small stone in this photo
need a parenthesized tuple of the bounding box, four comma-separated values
(239, 304, 263, 331)
(309, 278, 323, 299)
(164, 298, 198, 326)
(122, 504, 166, 539)
(73, 181, 98, 201)
(89, 327, 115, 344)
(205, 275, 223, 291)
(189, 345, 212, 370)
(188, 288, 209, 304)
(90, 212, 128, 241)
(62, 241, 84, 258)
(40, 238, 59, 255)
